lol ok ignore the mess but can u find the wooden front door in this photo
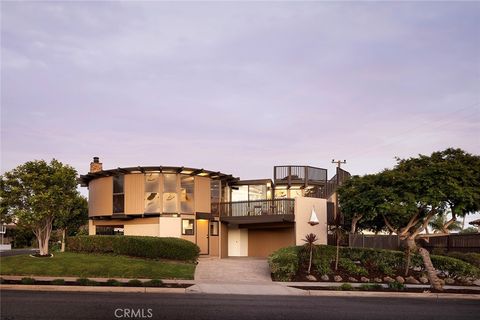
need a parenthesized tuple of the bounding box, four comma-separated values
(196, 219, 209, 255)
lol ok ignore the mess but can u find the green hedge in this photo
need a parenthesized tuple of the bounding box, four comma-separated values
(269, 245, 479, 281)
(67, 236, 200, 261)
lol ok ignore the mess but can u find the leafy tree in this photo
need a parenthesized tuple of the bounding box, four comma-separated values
(54, 193, 88, 252)
(302, 233, 318, 274)
(428, 213, 462, 234)
(459, 227, 478, 234)
(0, 159, 79, 256)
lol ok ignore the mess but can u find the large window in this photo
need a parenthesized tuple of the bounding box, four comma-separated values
(96, 226, 124, 235)
(210, 221, 219, 236)
(163, 174, 178, 213)
(249, 185, 267, 201)
(180, 175, 194, 213)
(211, 180, 221, 204)
(182, 219, 194, 235)
(113, 175, 124, 213)
(231, 185, 248, 201)
(145, 173, 161, 213)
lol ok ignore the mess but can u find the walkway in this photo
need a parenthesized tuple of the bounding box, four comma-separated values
(187, 257, 306, 295)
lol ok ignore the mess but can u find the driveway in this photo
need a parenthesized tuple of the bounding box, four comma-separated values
(189, 257, 304, 295)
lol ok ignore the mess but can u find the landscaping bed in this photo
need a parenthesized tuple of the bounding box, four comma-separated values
(0, 252, 196, 280)
(269, 245, 480, 289)
(290, 284, 480, 295)
(0, 277, 191, 288)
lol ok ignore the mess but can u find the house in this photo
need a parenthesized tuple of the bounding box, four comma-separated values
(79, 157, 350, 258)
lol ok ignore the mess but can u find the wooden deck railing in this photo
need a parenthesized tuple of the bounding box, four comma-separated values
(212, 199, 295, 217)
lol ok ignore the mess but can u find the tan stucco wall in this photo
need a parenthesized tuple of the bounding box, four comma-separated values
(159, 217, 181, 237)
(88, 177, 113, 216)
(247, 228, 295, 257)
(88, 220, 95, 235)
(124, 218, 160, 236)
(210, 235, 219, 257)
(294, 197, 327, 245)
(194, 176, 211, 213)
(125, 174, 145, 214)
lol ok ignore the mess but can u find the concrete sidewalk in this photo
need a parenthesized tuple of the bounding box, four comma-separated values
(189, 257, 306, 295)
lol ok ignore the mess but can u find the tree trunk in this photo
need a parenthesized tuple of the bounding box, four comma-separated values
(404, 238, 416, 276)
(61, 228, 66, 252)
(335, 236, 340, 271)
(35, 217, 53, 256)
(308, 246, 313, 274)
(418, 247, 444, 291)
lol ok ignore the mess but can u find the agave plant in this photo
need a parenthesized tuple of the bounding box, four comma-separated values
(302, 233, 318, 274)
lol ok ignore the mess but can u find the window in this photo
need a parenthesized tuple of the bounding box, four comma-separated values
(180, 175, 194, 213)
(163, 174, 177, 213)
(113, 175, 124, 213)
(211, 180, 221, 204)
(231, 185, 248, 201)
(249, 185, 266, 201)
(210, 221, 219, 236)
(145, 173, 161, 213)
(182, 219, 194, 235)
(96, 226, 124, 235)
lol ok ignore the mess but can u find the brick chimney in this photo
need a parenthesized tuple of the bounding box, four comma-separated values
(90, 157, 103, 173)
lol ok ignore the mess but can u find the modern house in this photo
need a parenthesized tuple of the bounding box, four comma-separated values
(79, 157, 350, 258)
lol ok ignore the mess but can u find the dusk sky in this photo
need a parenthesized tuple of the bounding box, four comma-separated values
(1, 2, 479, 221)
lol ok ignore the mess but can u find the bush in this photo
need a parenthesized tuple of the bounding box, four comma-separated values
(20, 277, 35, 285)
(338, 258, 368, 276)
(0, 278, 4, 284)
(105, 279, 122, 287)
(446, 252, 480, 268)
(67, 236, 200, 261)
(388, 281, 405, 291)
(144, 279, 163, 287)
(340, 283, 353, 291)
(268, 246, 300, 281)
(51, 279, 65, 285)
(77, 278, 98, 286)
(127, 279, 143, 287)
(430, 255, 480, 279)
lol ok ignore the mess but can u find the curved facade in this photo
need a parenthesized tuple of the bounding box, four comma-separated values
(81, 158, 350, 257)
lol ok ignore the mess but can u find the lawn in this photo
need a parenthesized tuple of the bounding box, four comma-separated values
(0, 252, 195, 279)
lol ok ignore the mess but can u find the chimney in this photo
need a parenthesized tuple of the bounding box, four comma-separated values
(90, 157, 103, 173)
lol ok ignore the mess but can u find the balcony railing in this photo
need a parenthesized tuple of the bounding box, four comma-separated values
(274, 165, 327, 186)
(212, 199, 295, 218)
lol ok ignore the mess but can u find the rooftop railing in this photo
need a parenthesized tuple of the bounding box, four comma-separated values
(274, 165, 328, 186)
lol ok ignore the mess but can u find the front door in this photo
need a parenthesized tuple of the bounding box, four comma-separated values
(196, 219, 209, 255)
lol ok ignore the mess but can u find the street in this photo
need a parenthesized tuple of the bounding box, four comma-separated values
(1, 290, 478, 320)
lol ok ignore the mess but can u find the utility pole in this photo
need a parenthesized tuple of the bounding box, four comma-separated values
(332, 159, 347, 168)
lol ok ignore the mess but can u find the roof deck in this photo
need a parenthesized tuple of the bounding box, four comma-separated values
(274, 165, 328, 187)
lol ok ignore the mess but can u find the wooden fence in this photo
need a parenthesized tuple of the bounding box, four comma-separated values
(327, 233, 480, 253)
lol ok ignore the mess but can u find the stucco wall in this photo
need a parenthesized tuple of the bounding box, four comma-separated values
(124, 217, 160, 236)
(159, 217, 182, 237)
(194, 176, 211, 213)
(220, 222, 228, 258)
(294, 197, 327, 245)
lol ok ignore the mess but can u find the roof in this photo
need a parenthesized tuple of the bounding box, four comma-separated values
(79, 166, 239, 187)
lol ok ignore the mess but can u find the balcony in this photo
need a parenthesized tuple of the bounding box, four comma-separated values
(274, 165, 327, 187)
(212, 199, 295, 225)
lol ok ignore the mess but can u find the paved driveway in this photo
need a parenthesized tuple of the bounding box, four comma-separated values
(189, 257, 305, 295)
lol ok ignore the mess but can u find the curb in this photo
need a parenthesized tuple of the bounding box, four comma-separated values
(305, 290, 480, 300)
(0, 284, 187, 294)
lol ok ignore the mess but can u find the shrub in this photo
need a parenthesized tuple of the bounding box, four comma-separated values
(77, 278, 98, 286)
(447, 252, 480, 268)
(105, 279, 122, 287)
(340, 283, 353, 291)
(430, 255, 480, 279)
(127, 279, 143, 287)
(144, 279, 163, 287)
(268, 246, 300, 281)
(67, 236, 200, 261)
(0, 277, 4, 284)
(51, 279, 65, 285)
(359, 283, 382, 291)
(20, 277, 35, 285)
(388, 281, 405, 291)
(338, 258, 368, 277)
(313, 257, 332, 276)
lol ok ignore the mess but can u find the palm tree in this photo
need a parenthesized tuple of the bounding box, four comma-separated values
(302, 233, 318, 274)
(429, 213, 462, 234)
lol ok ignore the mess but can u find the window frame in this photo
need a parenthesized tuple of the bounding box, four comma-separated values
(181, 218, 195, 236)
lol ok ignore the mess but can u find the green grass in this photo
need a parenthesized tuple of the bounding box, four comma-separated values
(0, 252, 195, 279)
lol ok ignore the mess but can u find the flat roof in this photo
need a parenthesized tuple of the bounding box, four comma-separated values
(79, 166, 239, 187)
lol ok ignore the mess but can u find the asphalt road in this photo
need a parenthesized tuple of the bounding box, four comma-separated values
(1, 290, 479, 320)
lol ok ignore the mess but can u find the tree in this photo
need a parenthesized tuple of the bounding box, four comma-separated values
(0, 159, 79, 256)
(428, 213, 462, 234)
(338, 148, 480, 291)
(459, 227, 478, 234)
(54, 193, 88, 252)
(302, 233, 318, 274)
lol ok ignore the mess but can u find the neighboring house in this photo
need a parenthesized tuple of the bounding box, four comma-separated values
(79, 157, 350, 258)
